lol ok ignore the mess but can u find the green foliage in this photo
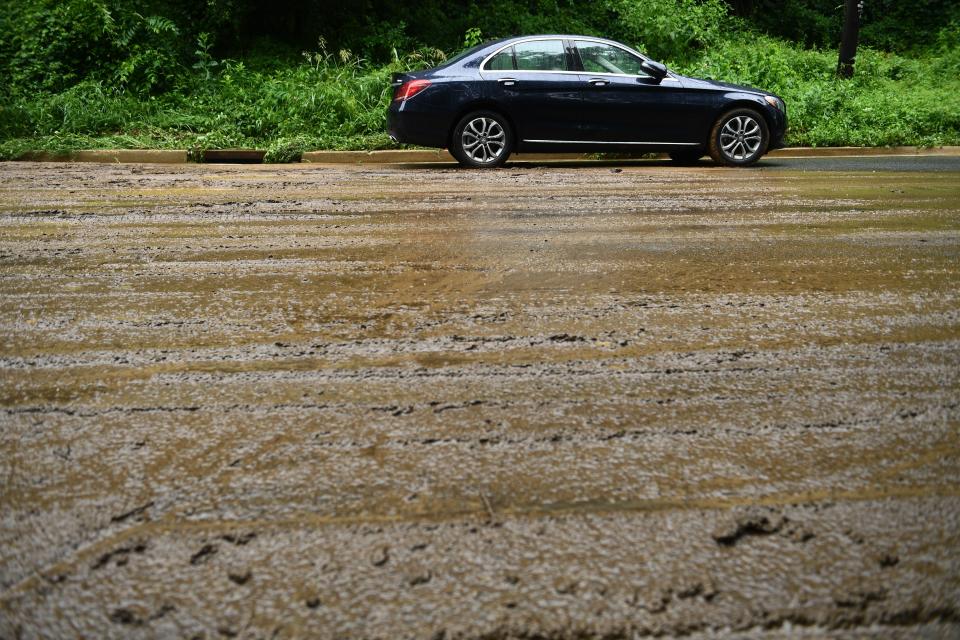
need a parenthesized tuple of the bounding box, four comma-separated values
(1, 0, 959, 159)
(463, 27, 484, 49)
(682, 34, 960, 147)
(0, 39, 407, 160)
(358, 19, 412, 62)
(112, 12, 182, 92)
(860, 0, 960, 53)
(192, 32, 220, 81)
(0, 1, 185, 94)
(726, 0, 960, 52)
(605, 0, 730, 64)
(2, 0, 115, 91)
(725, 0, 840, 48)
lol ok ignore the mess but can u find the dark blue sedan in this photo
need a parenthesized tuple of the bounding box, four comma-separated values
(388, 35, 787, 168)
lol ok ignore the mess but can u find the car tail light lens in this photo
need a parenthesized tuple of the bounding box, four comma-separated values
(394, 79, 431, 102)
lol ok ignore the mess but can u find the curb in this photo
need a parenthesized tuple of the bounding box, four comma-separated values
(18, 149, 189, 163)
(13, 146, 960, 164)
(301, 149, 455, 163)
(767, 146, 960, 158)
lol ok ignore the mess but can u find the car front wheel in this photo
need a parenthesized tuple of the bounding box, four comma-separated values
(450, 111, 513, 168)
(708, 108, 769, 167)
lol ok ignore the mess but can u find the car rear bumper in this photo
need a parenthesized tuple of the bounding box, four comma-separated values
(388, 100, 451, 148)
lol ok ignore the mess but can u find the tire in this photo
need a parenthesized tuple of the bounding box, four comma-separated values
(450, 110, 513, 168)
(669, 150, 704, 165)
(708, 108, 769, 167)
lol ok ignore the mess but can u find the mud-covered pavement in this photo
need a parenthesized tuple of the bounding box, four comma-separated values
(1, 159, 959, 638)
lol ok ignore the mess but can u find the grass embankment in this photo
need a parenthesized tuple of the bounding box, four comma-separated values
(1, 34, 959, 161)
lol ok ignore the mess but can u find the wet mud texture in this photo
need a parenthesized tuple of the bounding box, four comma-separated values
(1, 161, 959, 638)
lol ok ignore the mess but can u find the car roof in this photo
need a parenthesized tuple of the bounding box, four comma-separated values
(492, 34, 625, 44)
(444, 35, 647, 70)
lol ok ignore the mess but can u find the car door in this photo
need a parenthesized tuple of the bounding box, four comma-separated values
(478, 38, 585, 142)
(572, 40, 693, 144)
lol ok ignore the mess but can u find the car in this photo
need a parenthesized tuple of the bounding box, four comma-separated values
(388, 35, 787, 168)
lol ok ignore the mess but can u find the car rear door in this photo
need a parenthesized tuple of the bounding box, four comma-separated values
(478, 38, 585, 142)
(572, 40, 695, 144)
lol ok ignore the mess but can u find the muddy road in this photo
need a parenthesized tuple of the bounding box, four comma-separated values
(1, 159, 958, 638)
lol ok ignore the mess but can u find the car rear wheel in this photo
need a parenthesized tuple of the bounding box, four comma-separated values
(450, 111, 513, 168)
(708, 108, 769, 167)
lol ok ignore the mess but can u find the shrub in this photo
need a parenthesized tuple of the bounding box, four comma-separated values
(605, 0, 730, 64)
(1, 1, 958, 158)
(682, 34, 960, 147)
(1, 0, 185, 94)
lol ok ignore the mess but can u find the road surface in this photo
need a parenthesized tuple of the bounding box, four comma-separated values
(1, 157, 958, 638)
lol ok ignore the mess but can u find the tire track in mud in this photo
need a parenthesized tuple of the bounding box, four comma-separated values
(1, 161, 959, 638)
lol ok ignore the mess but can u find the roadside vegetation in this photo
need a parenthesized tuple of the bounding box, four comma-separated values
(1, 0, 958, 160)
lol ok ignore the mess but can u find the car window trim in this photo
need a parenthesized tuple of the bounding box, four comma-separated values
(499, 37, 570, 73)
(480, 36, 569, 72)
(572, 38, 656, 80)
(480, 35, 679, 82)
(480, 68, 680, 83)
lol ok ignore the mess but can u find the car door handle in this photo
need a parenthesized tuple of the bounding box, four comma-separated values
(498, 78, 519, 87)
(588, 78, 610, 86)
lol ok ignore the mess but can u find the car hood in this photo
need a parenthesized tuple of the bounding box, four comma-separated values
(676, 75, 769, 96)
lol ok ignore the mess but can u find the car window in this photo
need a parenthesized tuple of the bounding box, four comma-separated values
(486, 48, 515, 71)
(513, 40, 567, 72)
(441, 41, 496, 68)
(575, 40, 647, 76)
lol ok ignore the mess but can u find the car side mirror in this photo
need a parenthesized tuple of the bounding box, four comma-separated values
(640, 60, 668, 82)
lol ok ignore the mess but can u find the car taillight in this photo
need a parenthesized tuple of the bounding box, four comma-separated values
(394, 79, 431, 102)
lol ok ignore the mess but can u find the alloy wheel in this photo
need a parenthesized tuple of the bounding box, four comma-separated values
(461, 117, 506, 164)
(719, 115, 763, 161)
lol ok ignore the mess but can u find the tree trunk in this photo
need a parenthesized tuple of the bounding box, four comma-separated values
(837, 0, 862, 78)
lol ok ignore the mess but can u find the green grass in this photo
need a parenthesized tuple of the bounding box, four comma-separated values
(1, 35, 959, 161)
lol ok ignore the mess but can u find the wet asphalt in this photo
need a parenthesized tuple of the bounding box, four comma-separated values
(501, 154, 960, 173)
(758, 155, 960, 172)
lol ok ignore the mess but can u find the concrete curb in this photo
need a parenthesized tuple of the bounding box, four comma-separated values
(768, 146, 960, 158)
(18, 149, 189, 163)
(13, 146, 960, 164)
(301, 149, 455, 163)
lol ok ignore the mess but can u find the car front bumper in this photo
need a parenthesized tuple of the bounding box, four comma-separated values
(768, 102, 788, 150)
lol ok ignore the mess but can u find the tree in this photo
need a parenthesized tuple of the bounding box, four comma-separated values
(837, 0, 863, 78)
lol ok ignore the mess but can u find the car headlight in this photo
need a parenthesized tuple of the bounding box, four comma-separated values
(764, 95, 785, 112)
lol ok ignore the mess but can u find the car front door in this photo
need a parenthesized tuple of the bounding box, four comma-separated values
(478, 38, 585, 142)
(573, 40, 694, 144)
